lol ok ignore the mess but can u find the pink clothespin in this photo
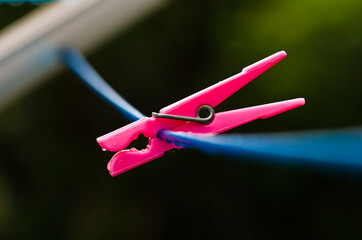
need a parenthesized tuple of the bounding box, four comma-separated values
(97, 51, 305, 176)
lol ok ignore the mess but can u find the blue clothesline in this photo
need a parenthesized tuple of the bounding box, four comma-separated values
(159, 128, 362, 172)
(60, 47, 362, 172)
(60, 47, 145, 122)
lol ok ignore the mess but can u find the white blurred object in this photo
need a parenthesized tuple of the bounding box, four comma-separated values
(0, 0, 165, 108)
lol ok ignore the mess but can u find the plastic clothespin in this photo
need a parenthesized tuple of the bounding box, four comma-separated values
(97, 51, 305, 176)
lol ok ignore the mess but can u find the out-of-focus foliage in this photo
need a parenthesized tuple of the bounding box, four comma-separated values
(0, 0, 361, 239)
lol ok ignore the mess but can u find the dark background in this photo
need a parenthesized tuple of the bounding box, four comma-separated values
(0, 0, 361, 239)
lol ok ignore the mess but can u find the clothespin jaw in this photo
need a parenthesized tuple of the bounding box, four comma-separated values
(97, 51, 305, 176)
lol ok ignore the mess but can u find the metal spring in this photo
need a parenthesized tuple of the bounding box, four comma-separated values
(152, 105, 215, 125)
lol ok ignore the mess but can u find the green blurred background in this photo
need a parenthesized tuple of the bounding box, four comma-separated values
(0, 0, 361, 239)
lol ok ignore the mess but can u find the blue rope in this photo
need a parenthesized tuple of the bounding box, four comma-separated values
(61, 47, 362, 172)
(159, 128, 362, 171)
(60, 47, 145, 122)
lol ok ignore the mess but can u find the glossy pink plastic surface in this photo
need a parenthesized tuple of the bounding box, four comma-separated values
(97, 51, 306, 176)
